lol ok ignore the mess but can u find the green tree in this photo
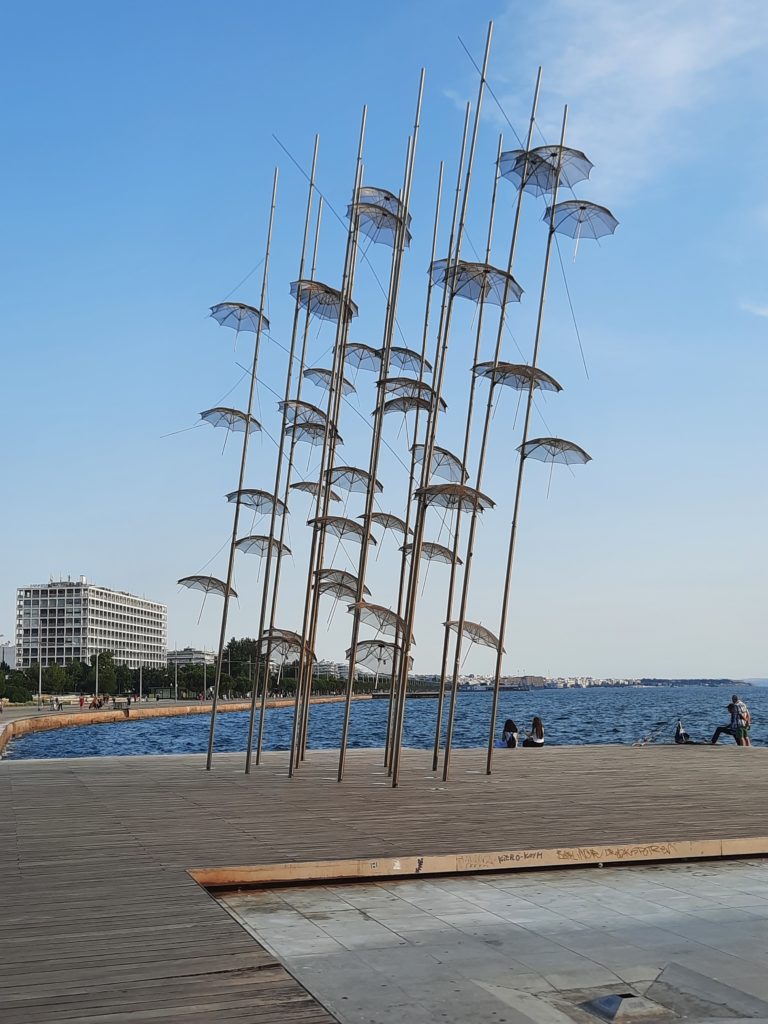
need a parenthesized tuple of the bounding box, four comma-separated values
(44, 663, 67, 694)
(89, 651, 117, 694)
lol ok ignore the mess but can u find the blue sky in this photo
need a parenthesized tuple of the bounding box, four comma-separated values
(2, 0, 767, 678)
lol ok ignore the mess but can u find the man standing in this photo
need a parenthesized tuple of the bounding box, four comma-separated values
(732, 693, 752, 747)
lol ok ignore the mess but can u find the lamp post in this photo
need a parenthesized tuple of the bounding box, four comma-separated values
(94, 650, 101, 697)
(174, 661, 178, 701)
(139, 663, 143, 703)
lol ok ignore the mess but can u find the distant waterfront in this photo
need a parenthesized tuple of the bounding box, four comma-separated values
(7, 684, 763, 759)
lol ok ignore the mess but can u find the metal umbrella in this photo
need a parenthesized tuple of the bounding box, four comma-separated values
(520, 437, 592, 465)
(411, 444, 467, 484)
(178, 575, 237, 598)
(472, 362, 562, 392)
(389, 346, 432, 375)
(199, 407, 262, 434)
(326, 466, 383, 494)
(349, 202, 412, 248)
(303, 366, 356, 396)
(290, 279, 359, 323)
(209, 302, 270, 334)
(414, 483, 495, 513)
(345, 343, 382, 372)
(285, 421, 344, 447)
(445, 619, 503, 651)
(347, 601, 409, 640)
(499, 145, 593, 195)
(234, 535, 292, 558)
(307, 515, 377, 545)
(429, 258, 523, 305)
(360, 512, 411, 537)
(315, 568, 371, 601)
(400, 540, 462, 565)
(226, 489, 288, 516)
(290, 480, 342, 503)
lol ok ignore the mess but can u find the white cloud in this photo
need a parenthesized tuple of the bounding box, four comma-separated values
(740, 301, 768, 318)
(493, 0, 768, 199)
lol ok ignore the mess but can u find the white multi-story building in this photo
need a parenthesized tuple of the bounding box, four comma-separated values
(16, 577, 167, 670)
(167, 647, 216, 668)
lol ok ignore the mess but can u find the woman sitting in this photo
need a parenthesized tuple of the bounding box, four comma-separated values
(523, 716, 545, 747)
(501, 719, 519, 748)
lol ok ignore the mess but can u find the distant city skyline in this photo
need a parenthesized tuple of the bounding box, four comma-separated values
(2, 0, 767, 679)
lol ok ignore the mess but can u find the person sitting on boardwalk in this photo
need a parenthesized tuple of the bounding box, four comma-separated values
(711, 704, 739, 745)
(501, 719, 519, 748)
(732, 693, 752, 747)
(675, 719, 696, 744)
(523, 716, 545, 747)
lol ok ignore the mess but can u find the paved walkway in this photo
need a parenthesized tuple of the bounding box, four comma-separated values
(222, 860, 768, 1024)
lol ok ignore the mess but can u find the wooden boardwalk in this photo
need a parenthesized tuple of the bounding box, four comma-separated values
(2, 745, 767, 1022)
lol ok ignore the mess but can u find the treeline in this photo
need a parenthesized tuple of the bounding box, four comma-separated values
(0, 637, 402, 704)
(640, 678, 743, 687)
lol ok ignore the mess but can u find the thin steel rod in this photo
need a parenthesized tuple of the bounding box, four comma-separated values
(432, 133, 503, 776)
(245, 137, 320, 770)
(283, 197, 324, 776)
(383, 157, 446, 769)
(339, 71, 425, 782)
(386, 106, 471, 774)
(292, 108, 367, 767)
(443, 72, 544, 781)
(391, 21, 494, 787)
(205, 167, 279, 771)
(486, 105, 568, 774)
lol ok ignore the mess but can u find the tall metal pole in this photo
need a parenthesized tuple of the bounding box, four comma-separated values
(139, 663, 143, 703)
(391, 21, 494, 787)
(442, 71, 543, 780)
(205, 167, 279, 771)
(283, 197, 326, 778)
(292, 108, 367, 768)
(486, 106, 568, 774)
(338, 71, 425, 782)
(249, 137, 320, 769)
(432, 133, 504, 774)
(94, 651, 99, 698)
(385, 159, 450, 770)
(174, 662, 178, 701)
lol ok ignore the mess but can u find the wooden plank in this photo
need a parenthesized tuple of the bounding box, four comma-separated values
(2, 745, 767, 1022)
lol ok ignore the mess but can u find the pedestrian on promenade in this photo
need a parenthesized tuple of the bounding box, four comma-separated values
(711, 703, 739, 745)
(523, 716, 545, 747)
(501, 719, 519, 748)
(79, 694, 84, 710)
(732, 693, 752, 746)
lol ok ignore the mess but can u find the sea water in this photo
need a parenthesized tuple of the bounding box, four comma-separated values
(6, 684, 764, 759)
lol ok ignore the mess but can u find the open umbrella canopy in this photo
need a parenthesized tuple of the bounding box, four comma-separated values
(307, 515, 377, 545)
(290, 480, 342, 503)
(303, 366, 356, 396)
(290, 279, 359, 323)
(411, 444, 467, 484)
(360, 512, 411, 537)
(326, 466, 383, 494)
(279, 399, 329, 427)
(545, 200, 619, 239)
(177, 575, 237, 599)
(445, 619, 504, 651)
(415, 483, 495, 512)
(358, 186, 412, 226)
(400, 540, 462, 565)
(473, 362, 562, 392)
(383, 395, 433, 417)
(209, 302, 269, 333)
(430, 258, 523, 305)
(379, 378, 446, 411)
(345, 342, 382, 372)
(199, 407, 262, 434)
(389, 346, 432, 375)
(235, 535, 291, 558)
(519, 437, 592, 465)
(347, 639, 413, 675)
(226, 488, 288, 516)
(348, 601, 409, 640)
(315, 568, 371, 600)
(349, 202, 412, 248)
(499, 145, 593, 196)
(259, 627, 314, 665)
(285, 421, 343, 447)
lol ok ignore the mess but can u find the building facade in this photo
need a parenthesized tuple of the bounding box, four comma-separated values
(15, 577, 167, 670)
(166, 647, 216, 669)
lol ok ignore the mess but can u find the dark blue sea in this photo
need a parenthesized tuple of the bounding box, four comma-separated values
(6, 685, 764, 760)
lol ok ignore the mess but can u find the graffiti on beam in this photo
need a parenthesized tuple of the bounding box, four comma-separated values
(556, 843, 674, 863)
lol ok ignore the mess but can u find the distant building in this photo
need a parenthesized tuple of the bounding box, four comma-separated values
(167, 647, 216, 668)
(15, 576, 167, 670)
(0, 643, 16, 670)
